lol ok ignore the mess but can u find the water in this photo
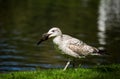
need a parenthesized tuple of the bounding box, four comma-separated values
(0, 0, 120, 72)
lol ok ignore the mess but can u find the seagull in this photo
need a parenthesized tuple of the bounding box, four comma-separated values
(37, 27, 101, 71)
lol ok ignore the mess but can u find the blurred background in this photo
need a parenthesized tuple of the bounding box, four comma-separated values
(0, 0, 120, 72)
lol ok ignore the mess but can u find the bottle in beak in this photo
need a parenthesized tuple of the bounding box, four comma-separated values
(37, 33, 50, 45)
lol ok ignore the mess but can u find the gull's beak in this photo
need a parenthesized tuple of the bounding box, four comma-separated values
(37, 33, 50, 45)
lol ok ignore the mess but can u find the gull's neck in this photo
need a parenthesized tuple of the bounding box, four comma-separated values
(53, 34, 63, 45)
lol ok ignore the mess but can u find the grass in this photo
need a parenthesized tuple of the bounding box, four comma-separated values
(0, 64, 120, 79)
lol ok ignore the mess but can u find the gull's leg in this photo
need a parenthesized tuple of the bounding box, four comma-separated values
(63, 60, 71, 71)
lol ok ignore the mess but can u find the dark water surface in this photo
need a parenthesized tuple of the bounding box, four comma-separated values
(0, 0, 120, 72)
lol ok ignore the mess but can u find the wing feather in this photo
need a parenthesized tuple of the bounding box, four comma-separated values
(66, 38, 98, 56)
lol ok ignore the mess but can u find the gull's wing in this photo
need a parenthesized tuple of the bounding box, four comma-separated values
(66, 38, 99, 56)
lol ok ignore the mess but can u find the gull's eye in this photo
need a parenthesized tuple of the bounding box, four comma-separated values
(52, 30, 55, 32)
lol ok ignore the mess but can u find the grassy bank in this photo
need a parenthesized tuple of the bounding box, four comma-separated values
(0, 64, 120, 79)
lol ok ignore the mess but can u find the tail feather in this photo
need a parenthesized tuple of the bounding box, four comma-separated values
(92, 47, 108, 56)
(93, 47, 99, 53)
(98, 49, 108, 55)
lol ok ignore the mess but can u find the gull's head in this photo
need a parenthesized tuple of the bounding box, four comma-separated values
(37, 27, 62, 45)
(47, 27, 62, 38)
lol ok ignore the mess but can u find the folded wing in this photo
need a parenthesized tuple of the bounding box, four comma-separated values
(67, 38, 99, 56)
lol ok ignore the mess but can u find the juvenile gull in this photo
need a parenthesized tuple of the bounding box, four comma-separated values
(37, 27, 100, 70)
